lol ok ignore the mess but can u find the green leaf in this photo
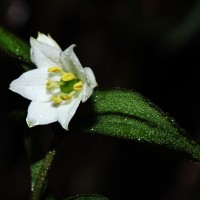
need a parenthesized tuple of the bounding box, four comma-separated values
(45, 196, 56, 200)
(64, 194, 109, 200)
(0, 26, 33, 70)
(31, 150, 56, 200)
(73, 89, 200, 162)
(31, 159, 43, 190)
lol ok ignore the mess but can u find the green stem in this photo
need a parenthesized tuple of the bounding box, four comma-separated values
(31, 150, 56, 200)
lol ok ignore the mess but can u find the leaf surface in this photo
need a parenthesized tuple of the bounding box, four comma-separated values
(73, 89, 200, 162)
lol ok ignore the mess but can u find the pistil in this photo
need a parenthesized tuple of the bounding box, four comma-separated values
(47, 66, 83, 105)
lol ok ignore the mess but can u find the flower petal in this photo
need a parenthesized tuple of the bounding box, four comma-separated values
(61, 45, 86, 81)
(30, 37, 62, 68)
(9, 68, 52, 102)
(57, 93, 83, 130)
(37, 32, 62, 50)
(26, 101, 57, 127)
(82, 67, 98, 102)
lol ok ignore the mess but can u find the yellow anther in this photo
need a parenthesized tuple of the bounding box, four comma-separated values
(73, 81, 83, 91)
(61, 73, 76, 81)
(60, 91, 76, 100)
(46, 80, 55, 90)
(46, 80, 51, 86)
(51, 95, 62, 104)
(48, 66, 62, 73)
(60, 94, 73, 101)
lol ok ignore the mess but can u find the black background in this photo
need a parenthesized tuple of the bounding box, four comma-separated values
(1, 0, 200, 199)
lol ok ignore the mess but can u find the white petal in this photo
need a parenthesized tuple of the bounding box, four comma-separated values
(26, 101, 57, 127)
(9, 68, 52, 102)
(82, 67, 98, 102)
(37, 32, 62, 50)
(57, 93, 83, 130)
(84, 67, 98, 88)
(61, 45, 86, 81)
(30, 37, 62, 68)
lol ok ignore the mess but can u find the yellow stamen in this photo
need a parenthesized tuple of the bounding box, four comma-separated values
(46, 80, 55, 90)
(48, 66, 62, 73)
(73, 81, 83, 91)
(51, 95, 62, 104)
(60, 94, 72, 101)
(60, 91, 76, 101)
(46, 80, 51, 86)
(61, 73, 76, 81)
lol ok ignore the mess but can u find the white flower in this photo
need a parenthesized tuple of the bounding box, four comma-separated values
(9, 32, 97, 130)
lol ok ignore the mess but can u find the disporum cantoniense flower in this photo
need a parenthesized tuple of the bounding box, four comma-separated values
(9, 33, 97, 130)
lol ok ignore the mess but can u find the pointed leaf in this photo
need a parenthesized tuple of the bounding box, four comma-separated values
(73, 89, 200, 162)
(64, 194, 109, 200)
(0, 26, 33, 70)
(31, 159, 43, 190)
(31, 150, 56, 200)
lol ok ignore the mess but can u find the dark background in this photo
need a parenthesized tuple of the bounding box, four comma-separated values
(1, 0, 200, 199)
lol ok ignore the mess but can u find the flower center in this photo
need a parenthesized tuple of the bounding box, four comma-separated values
(46, 66, 83, 105)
